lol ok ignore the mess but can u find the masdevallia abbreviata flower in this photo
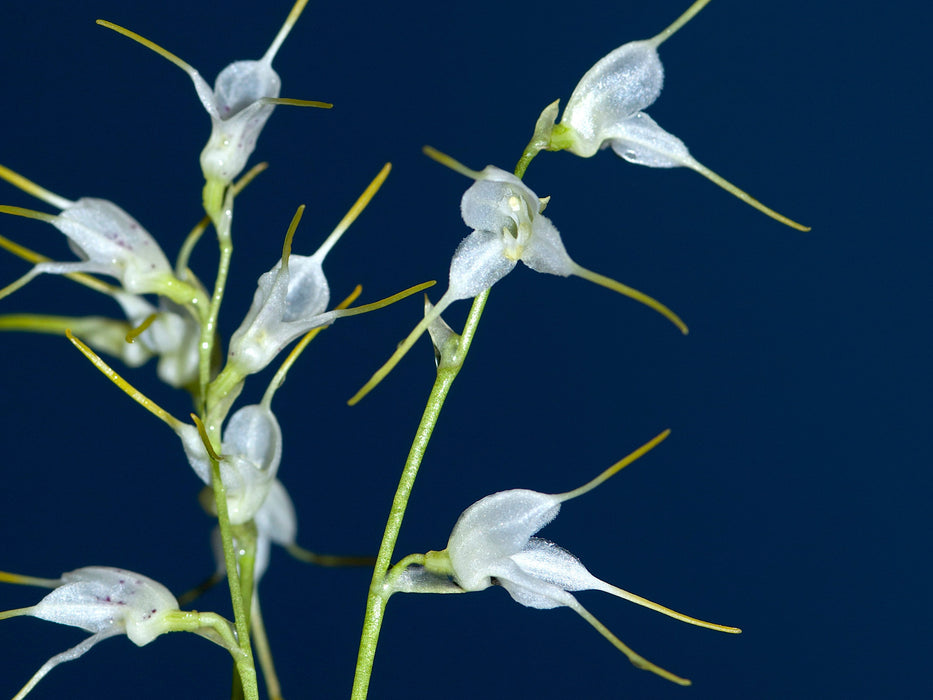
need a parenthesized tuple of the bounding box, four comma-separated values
(178, 402, 283, 525)
(348, 148, 687, 404)
(543, 0, 809, 231)
(97, 0, 331, 218)
(408, 430, 741, 686)
(0, 163, 199, 306)
(216, 164, 432, 388)
(0, 567, 238, 700)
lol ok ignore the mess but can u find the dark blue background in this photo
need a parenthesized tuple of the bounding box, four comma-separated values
(0, 1, 928, 698)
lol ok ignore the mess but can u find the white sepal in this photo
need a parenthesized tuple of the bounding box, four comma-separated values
(32, 567, 179, 647)
(560, 40, 664, 158)
(446, 489, 561, 593)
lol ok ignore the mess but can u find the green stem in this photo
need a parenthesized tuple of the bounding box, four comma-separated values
(231, 522, 258, 700)
(351, 147, 539, 696)
(351, 289, 489, 699)
(199, 192, 234, 424)
(514, 143, 542, 179)
(207, 454, 259, 700)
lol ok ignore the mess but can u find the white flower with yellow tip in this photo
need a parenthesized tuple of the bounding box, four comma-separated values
(178, 403, 283, 525)
(219, 163, 433, 382)
(97, 0, 332, 216)
(400, 430, 741, 686)
(0, 164, 197, 305)
(0, 567, 238, 700)
(542, 0, 809, 231)
(348, 148, 687, 404)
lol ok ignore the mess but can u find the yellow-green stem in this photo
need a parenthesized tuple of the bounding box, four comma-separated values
(350, 289, 489, 699)
(207, 449, 259, 700)
(351, 153, 536, 698)
(199, 194, 234, 424)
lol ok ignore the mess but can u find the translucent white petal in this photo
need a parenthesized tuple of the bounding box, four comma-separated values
(460, 168, 539, 233)
(254, 479, 297, 548)
(447, 229, 516, 300)
(519, 216, 575, 277)
(114, 293, 200, 388)
(492, 557, 578, 610)
(220, 405, 282, 524)
(53, 199, 173, 293)
(447, 489, 561, 591)
(32, 567, 178, 646)
(213, 60, 281, 118)
(223, 405, 282, 474)
(562, 40, 664, 157)
(281, 255, 329, 322)
(607, 112, 696, 169)
(510, 537, 605, 593)
(200, 101, 277, 184)
(178, 423, 212, 485)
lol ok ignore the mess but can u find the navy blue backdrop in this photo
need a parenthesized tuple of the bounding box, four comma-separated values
(0, 1, 928, 698)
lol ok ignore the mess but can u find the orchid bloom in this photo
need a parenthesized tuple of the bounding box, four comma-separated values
(348, 148, 687, 404)
(224, 204, 350, 377)
(97, 0, 331, 216)
(543, 0, 809, 231)
(407, 430, 740, 686)
(221, 163, 431, 382)
(178, 403, 283, 525)
(0, 164, 197, 305)
(0, 567, 237, 700)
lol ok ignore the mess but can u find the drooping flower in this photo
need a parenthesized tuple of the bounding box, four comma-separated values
(97, 0, 331, 216)
(0, 567, 236, 700)
(544, 0, 809, 230)
(178, 403, 283, 525)
(348, 149, 687, 404)
(408, 430, 741, 686)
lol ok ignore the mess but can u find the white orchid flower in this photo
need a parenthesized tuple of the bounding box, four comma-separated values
(544, 0, 808, 230)
(408, 430, 740, 686)
(221, 164, 432, 382)
(348, 148, 687, 404)
(178, 403, 283, 525)
(97, 0, 331, 217)
(0, 164, 197, 305)
(0, 567, 237, 700)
